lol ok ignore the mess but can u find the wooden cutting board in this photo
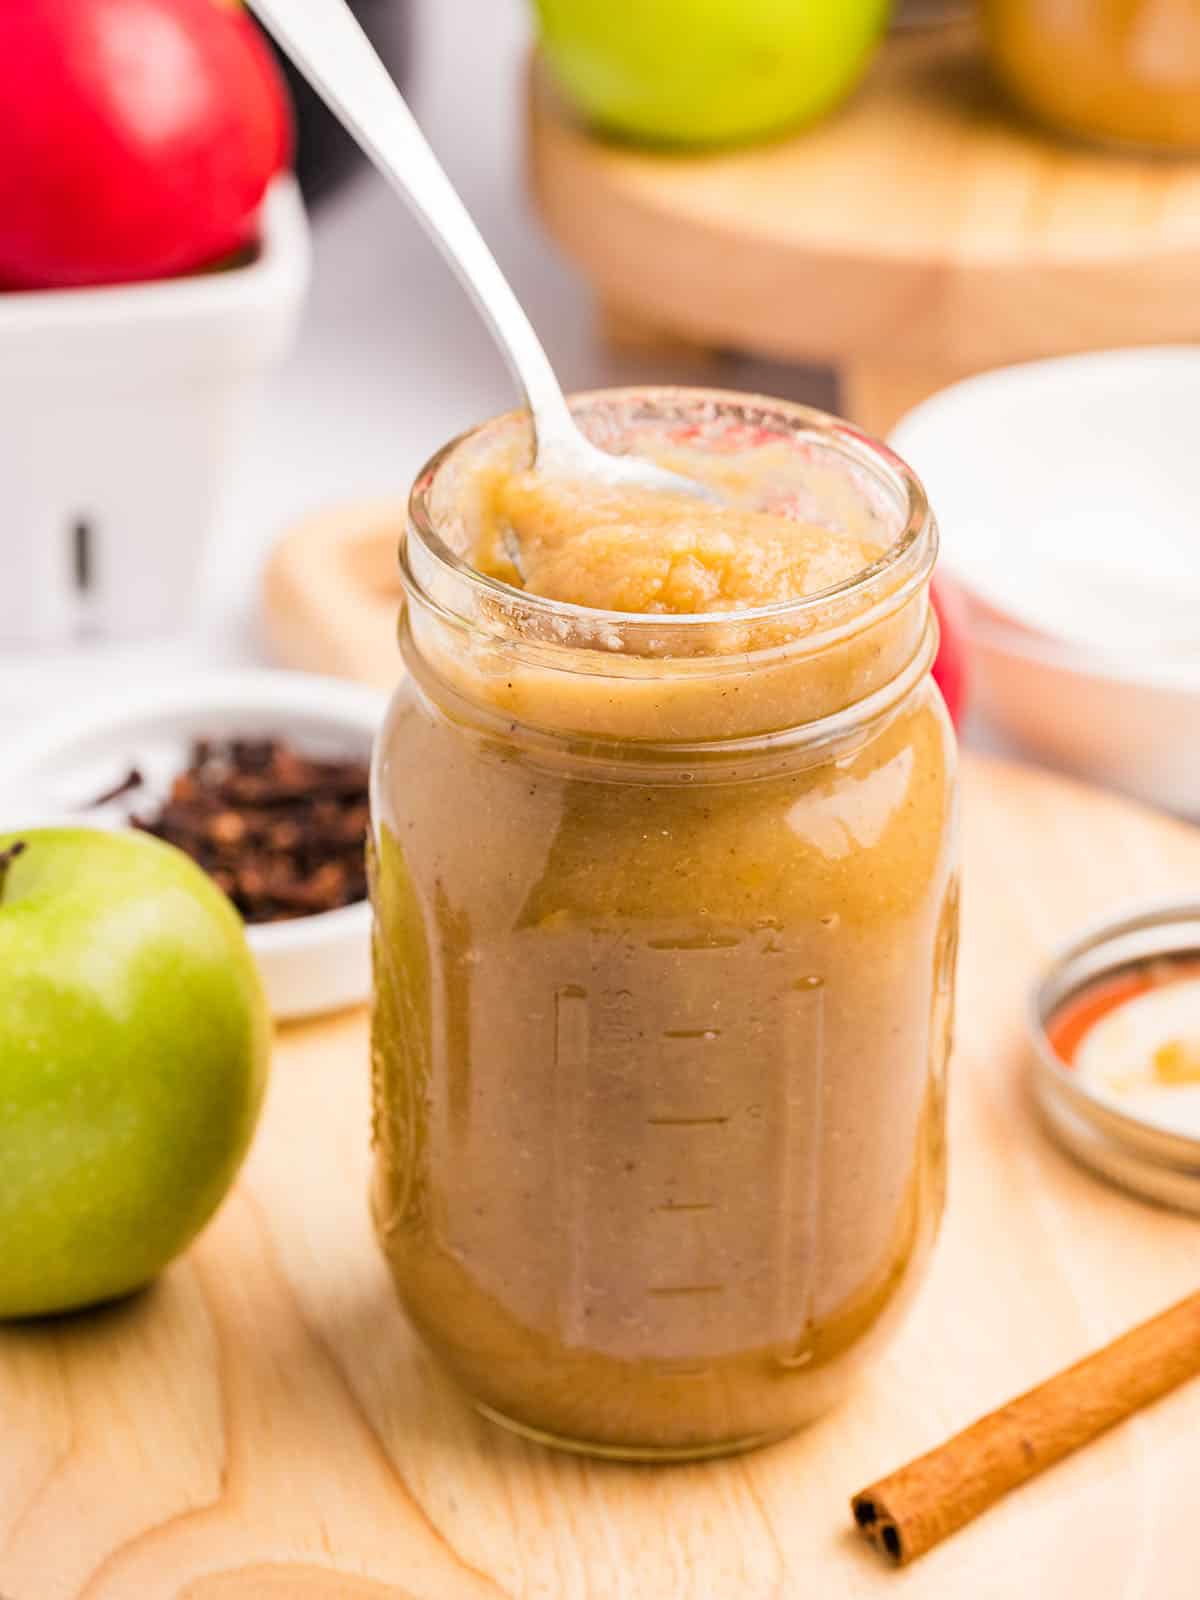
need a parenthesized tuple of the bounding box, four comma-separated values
(527, 21, 1200, 437)
(10, 533, 1200, 1595)
(5, 758, 1200, 1600)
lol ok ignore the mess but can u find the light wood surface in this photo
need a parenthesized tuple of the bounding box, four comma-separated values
(527, 22, 1200, 436)
(261, 500, 406, 690)
(5, 756, 1200, 1598)
(261, 500, 407, 690)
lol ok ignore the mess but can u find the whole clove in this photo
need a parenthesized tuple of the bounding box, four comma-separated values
(89, 767, 145, 807)
(133, 738, 370, 924)
(0, 839, 27, 901)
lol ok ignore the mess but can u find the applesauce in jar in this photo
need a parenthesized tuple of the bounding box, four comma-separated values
(370, 389, 958, 1459)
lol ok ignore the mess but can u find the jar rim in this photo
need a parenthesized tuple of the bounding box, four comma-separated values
(403, 386, 934, 646)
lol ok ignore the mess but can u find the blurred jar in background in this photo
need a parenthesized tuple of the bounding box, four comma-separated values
(892, 0, 970, 26)
(981, 0, 1200, 151)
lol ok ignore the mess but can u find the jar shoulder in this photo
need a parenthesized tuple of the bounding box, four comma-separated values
(373, 679, 956, 929)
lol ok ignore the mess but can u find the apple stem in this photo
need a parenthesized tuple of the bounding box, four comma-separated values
(0, 840, 26, 903)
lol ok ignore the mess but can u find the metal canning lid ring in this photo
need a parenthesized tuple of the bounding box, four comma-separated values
(1028, 897, 1200, 1213)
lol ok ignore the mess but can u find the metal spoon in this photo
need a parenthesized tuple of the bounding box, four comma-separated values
(246, 0, 716, 504)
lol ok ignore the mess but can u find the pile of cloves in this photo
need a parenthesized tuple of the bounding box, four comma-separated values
(125, 738, 369, 923)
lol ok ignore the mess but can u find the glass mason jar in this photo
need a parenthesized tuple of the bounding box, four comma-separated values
(369, 389, 959, 1460)
(981, 0, 1200, 152)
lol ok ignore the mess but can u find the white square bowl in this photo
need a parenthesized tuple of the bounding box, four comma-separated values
(0, 175, 310, 644)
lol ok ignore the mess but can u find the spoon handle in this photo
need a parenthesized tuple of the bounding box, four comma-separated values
(246, 0, 574, 439)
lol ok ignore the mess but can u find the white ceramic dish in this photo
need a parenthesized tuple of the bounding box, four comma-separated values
(0, 670, 388, 1021)
(964, 601, 1200, 816)
(891, 348, 1200, 814)
(0, 176, 310, 645)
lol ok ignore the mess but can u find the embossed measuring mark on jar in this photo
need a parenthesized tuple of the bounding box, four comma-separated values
(552, 933, 827, 1362)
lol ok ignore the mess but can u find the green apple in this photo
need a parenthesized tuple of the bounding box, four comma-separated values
(0, 828, 269, 1319)
(533, 0, 890, 146)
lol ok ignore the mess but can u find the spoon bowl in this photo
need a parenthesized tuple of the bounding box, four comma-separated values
(533, 420, 721, 502)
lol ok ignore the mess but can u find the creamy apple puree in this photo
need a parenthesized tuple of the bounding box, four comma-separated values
(473, 453, 881, 613)
(370, 390, 958, 1458)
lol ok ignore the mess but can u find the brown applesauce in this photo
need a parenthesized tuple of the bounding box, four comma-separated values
(369, 389, 959, 1459)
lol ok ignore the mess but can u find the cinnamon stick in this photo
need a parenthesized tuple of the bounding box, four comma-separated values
(852, 1289, 1200, 1566)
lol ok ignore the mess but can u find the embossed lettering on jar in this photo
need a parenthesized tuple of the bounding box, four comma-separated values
(369, 389, 960, 1460)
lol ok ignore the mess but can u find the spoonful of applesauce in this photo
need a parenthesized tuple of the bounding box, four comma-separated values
(245, 0, 716, 514)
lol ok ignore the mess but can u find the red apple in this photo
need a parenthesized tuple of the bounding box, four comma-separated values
(0, 0, 292, 290)
(931, 575, 969, 728)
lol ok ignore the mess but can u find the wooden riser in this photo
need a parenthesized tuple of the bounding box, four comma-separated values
(527, 23, 1200, 437)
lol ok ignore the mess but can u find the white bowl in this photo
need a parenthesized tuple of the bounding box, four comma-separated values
(891, 348, 1200, 814)
(963, 609, 1200, 815)
(0, 670, 388, 1021)
(0, 176, 310, 645)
